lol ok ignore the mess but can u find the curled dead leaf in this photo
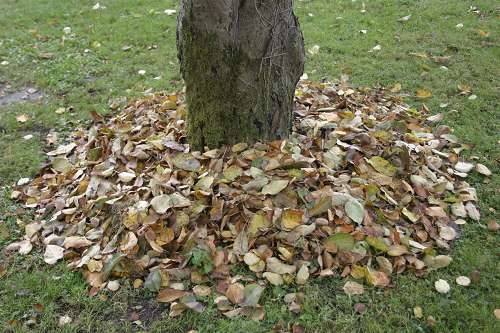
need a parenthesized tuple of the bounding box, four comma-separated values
(266, 257, 296, 275)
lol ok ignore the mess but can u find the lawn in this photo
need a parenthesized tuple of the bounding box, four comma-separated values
(0, 0, 498, 332)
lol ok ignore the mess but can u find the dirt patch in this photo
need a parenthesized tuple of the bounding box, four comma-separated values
(87, 294, 165, 331)
(126, 297, 165, 330)
(22, 123, 51, 138)
(0, 83, 44, 107)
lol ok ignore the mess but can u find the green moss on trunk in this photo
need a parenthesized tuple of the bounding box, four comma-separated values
(177, 0, 305, 150)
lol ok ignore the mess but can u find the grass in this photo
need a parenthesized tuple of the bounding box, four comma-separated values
(0, 0, 498, 332)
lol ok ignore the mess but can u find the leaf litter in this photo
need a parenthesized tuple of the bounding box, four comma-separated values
(6, 79, 486, 319)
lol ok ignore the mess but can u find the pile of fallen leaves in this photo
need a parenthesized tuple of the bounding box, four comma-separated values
(6, 79, 490, 319)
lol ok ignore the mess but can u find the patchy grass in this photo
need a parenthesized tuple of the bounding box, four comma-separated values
(0, 0, 498, 332)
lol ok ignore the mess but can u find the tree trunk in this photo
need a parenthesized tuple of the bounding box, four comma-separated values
(177, 0, 305, 150)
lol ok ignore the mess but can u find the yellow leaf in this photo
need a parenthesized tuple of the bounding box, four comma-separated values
(367, 156, 397, 176)
(476, 29, 489, 38)
(248, 213, 271, 236)
(350, 265, 367, 279)
(409, 52, 428, 59)
(366, 236, 389, 252)
(281, 209, 303, 231)
(414, 306, 423, 318)
(390, 83, 402, 93)
(457, 84, 471, 94)
(416, 89, 432, 99)
(366, 268, 390, 287)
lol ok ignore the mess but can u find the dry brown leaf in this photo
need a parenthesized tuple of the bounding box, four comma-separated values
(226, 283, 245, 304)
(157, 288, 190, 303)
(63, 236, 93, 249)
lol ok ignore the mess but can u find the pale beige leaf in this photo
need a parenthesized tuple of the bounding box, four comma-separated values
(193, 285, 211, 297)
(44, 245, 65, 265)
(295, 265, 309, 285)
(266, 257, 296, 275)
(439, 226, 457, 241)
(261, 180, 289, 195)
(465, 202, 480, 221)
(107, 280, 120, 291)
(343, 281, 364, 295)
(63, 236, 93, 249)
(455, 276, 471, 286)
(263, 272, 283, 286)
(18, 239, 33, 255)
(475, 163, 492, 176)
(434, 279, 450, 293)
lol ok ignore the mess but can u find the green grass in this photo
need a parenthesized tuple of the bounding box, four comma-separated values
(0, 0, 499, 332)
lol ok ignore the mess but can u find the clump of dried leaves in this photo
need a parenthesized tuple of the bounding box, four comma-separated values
(6, 79, 488, 319)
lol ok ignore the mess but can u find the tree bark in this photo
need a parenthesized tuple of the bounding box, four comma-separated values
(177, 0, 305, 150)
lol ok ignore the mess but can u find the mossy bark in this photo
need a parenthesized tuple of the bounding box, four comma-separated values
(177, 0, 305, 150)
